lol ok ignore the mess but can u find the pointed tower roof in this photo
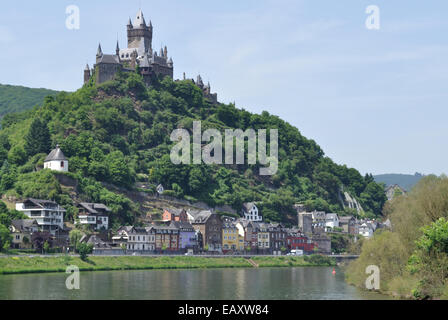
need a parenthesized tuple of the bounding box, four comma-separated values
(85, 63, 90, 71)
(116, 40, 120, 54)
(44, 145, 68, 162)
(133, 9, 146, 28)
(97, 43, 103, 56)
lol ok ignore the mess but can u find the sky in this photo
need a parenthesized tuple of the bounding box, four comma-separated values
(0, 0, 447, 176)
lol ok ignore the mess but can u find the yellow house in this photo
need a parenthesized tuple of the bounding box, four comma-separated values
(222, 221, 244, 251)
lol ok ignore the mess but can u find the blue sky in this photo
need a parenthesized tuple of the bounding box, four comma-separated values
(0, 0, 447, 176)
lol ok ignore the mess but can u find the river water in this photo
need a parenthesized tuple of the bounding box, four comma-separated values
(0, 267, 390, 300)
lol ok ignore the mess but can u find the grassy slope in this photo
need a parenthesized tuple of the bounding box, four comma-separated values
(0, 256, 336, 274)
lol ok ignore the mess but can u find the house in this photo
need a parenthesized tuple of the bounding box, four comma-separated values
(358, 222, 375, 238)
(44, 144, 68, 172)
(286, 228, 315, 254)
(385, 184, 407, 201)
(242, 202, 262, 222)
(222, 219, 244, 252)
(269, 223, 286, 255)
(15, 199, 65, 235)
(126, 227, 155, 251)
(153, 225, 179, 251)
(311, 211, 326, 232)
(170, 221, 197, 252)
(254, 222, 270, 253)
(85, 234, 111, 249)
(339, 216, 357, 234)
(188, 210, 222, 252)
(9, 219, 39, 249)
(112, 226, 133, 247)
(325, 213, 339, 231)
(76, 202, 111, 230)
(236, 219, 257, 251)
(156, 184, 164, 195)
(162, 208, 188, 222)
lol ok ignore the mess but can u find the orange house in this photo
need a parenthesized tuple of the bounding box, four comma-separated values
(162, 208, 188, 222)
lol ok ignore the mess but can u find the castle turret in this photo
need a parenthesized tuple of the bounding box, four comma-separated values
(164, 46, 168, 59)
(168, 57, 173, 68)
(116, 40, 120, 56)
(96, 43, 103, 63)
(84, 64, 91, 84)
(97, 43, 103, 57)
(127, 9, 152, 54)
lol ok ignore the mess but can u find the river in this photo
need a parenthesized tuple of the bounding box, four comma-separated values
(0, 267, 390, 300)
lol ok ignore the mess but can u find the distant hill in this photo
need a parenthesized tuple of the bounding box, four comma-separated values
(0, 84, 58, 117)
(373, 173, 425, 191)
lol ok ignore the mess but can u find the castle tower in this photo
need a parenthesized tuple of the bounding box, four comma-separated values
(84, 64, 91, 84)
(96, 43, 103, 63)
(127, 9, 153, 55)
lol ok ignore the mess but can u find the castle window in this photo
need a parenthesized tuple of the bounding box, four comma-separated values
(61, 161, 64, 168)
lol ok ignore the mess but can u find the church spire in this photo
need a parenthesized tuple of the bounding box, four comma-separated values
(97, 43, 103, 57)
(116, 40, 120, 55)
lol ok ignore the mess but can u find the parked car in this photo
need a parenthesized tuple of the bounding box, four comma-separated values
(287, 249, 304, 256)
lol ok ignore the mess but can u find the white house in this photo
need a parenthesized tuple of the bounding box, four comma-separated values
(359, 223, 374, 238)
(242, 202, 262, 222)
(126, 227, 155, 251)
(15, 199, 65, 235)
(75, 203, 111, 230)
(325, 213, 339, 230)
(44, 144, 68, 172)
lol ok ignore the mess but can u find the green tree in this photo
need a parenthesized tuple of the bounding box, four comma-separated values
(24, 118, 51, 156)
(43, 241, 50, 253)
(0, 224, 11, 252)
(78, 243, 94, 261)
(69, 229, 83, 253)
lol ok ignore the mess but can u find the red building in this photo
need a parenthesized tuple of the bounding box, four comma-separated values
(286, 229, 315, 253)
(162, 208, 188, 222)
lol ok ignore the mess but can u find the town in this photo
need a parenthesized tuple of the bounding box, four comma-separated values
(6, 144, 390, 256)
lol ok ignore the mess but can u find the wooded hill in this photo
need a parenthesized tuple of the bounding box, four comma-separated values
(0, 71, 386, 228)
(0, 84, 58, 118)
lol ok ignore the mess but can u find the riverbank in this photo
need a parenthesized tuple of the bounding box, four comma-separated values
(0, 255, 336, 275)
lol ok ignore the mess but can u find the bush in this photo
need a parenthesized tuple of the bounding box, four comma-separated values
(78, 243, 94, 261)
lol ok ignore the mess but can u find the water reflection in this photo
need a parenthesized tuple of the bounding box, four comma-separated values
(0, 267, 389, 300)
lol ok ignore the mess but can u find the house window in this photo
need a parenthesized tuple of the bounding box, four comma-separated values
(61, 161, 64, 168)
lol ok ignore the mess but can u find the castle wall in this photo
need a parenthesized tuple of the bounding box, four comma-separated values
(96, 63, 123, 84)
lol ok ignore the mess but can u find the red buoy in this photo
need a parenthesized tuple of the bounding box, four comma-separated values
(332, 268, 336, 275)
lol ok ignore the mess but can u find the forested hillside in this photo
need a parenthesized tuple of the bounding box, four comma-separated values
(0, 84, 58, 118)
(0, 71, 386, 228)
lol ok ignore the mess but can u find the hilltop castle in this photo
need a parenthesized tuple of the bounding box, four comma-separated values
(84, 9, 217, 104)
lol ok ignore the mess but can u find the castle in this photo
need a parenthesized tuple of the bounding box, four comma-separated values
(84, 9, 217, 104)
